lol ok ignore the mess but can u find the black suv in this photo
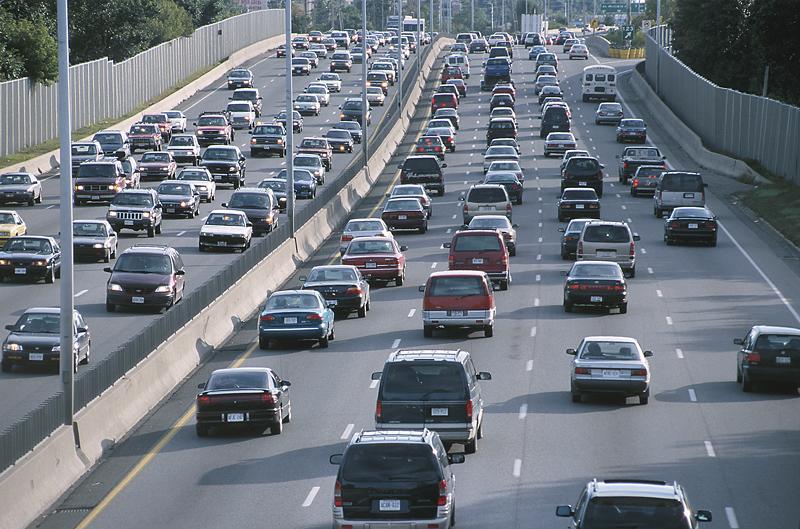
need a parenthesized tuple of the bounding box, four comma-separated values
(561, 156, 605, 197)
(398, 155, 448, 196)
(249, 123, 287, 157)
(199, 145, 247, 188)
(556, 479, 712, 528)
(372, 349, 492, 454)
(104, 245, 186, 312)
(106, 189, 163, 237)
(222, 187, 279, 236)
(329, 429, 464, 529)
(339, 98, 371, 126)
(486, 117, 518, 144)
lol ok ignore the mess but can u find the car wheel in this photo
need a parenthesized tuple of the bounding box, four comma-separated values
(283, 404, 292, 423)
(499, 279, 508, 291)
(654, 207, 661, 218)
(509, 246, 516, 257)
(105, 302, 115, 312)
(639, 390, 649, 405)
(742, 373, 754, 392)
(45, 267, 55, 284)
(564, 301, 573, 313)
(631, 188, 637, 197)
(736, 366, 742, 383)
(357, 304, 367, 318)
(619, 302, 628, 314)
(319, 333, 329, 348)
(419, 223, 427, 234)
(484, 325, 493, 338)
(28, 196, 35, 206)
(628, 267, 636, 278)
(104, 250, 110, 263)
(195, 423, 209, 437)
(155, 223, 162, 234)
(396, 273, 404, 286)
(198, 244, 205, 252)
(423, 325, 433, 338)
(464, 436, 477, 454)
(1, 359, 12, 372)
(709, 236, 717, 247)
(270, 418, 283, 435)
(147, 226, 155, 237)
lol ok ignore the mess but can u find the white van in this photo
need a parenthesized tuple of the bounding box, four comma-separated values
(446, 54, 471, 78)
(582, 65, 617, 102)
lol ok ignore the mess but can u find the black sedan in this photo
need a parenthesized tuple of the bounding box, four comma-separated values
(559, 218, 594, 260)
(73, 220, 118, 262)
(664, 207, 718, 246)
(562, 261, 628, 314)
(300, 265, 371, 318)
(489, 93, 515, 111)
(483, 172, 523, 204)
(1, 307, 90, 373)
(616, 118, 647, 143)
(325, 129, 354, 153)
(0, 236, 61, 283)
(156, 181, 200, 218)
(195, 367, 292, 436)
(557, 188, 600, 222)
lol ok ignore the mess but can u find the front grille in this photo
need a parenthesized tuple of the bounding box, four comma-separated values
(81, 184, 112, 192)
(124, 286, 155, 295)
(116, 211, 143, 220)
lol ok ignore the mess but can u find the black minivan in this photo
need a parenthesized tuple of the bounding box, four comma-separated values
(540, 105, 571, 138)
(330, 429, 463, 529)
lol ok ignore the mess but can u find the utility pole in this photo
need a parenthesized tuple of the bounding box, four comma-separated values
(361, 0, 368, 169)
(502, 0, 505, 29)
(471, 0, 474, 31)
(285, 0, 295, 236)
(397, 0, 403, 112)
(56, 0, 75, 429)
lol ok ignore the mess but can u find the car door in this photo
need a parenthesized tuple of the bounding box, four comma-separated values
(74, 313, 90, 359)
(465, 357, 483, 427)
(172, 252, 186, 296)
(270, 370, 290, 412)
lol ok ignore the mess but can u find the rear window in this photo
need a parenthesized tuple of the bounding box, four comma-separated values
(571, 263, 622, 278)
(428, 276, 486, 296)
(583, 224, 630, 243)
(207, 371, 267, 390)
(342, 444, 441, 482)
(753, 334, 800, 352)
(566, 158, 600, 172)
(402, 158, 440, 174)
(468, 187, 507, 202)
(490, 121, 514, 129)
(544, 108, 569, 122)
(661, 173, 704, 192)
(454, 234, 502, 251)
(346, 220, 383, 232)
(381, 362, 467, 400)
(562, 189, 597, 200)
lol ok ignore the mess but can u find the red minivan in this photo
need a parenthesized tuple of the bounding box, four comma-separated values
(444, 229, 510, 290)
(420, 270, 496, 338)
(431, 93, 458, 113)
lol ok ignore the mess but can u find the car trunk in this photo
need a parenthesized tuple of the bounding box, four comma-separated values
(341, 479, 439, 520)
(259, 310, 320, 327)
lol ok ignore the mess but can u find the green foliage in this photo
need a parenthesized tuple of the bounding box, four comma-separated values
(747, 0, 800, 106)
(0, 11, 58, 83)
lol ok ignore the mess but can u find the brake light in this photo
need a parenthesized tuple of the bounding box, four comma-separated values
(506, 203, 512, 213)
(632, 179, 639, 187)
(745, 352, 761, 364)
(334, 480, 343, 507)
(466, 400, 473, 420)
(345, 286, 362, 295)
(577, 241, 583, 255)
(435, 146, 442, 151)
(448, 254, 454, 268)
(612, 284, 625, 292)
(631, 369, 648, 376)
(341, 234, 353, 242)
(670, 221, 680, 228)
(260, 314, 275, 321)
(261, 392, 275, 405)
(197, 395, 211, 407)
(437, 479, 448, 506)
(567, 282, 580, 290)
(307, 313, 323, 321)
(623, 162, 629, 169)
(375, 400, 382, 418)
(574, 367, 590, 374)
(629, 242, 635, 256)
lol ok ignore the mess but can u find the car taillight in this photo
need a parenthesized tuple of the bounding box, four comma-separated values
(745, 352, 761, 364)
(197, 395, 211, 407)
(437, 479, 448, 506)
(466, 400, 473, 420)
(632, 179, 639, 187)
(345, 286, 362, 295)
(307, 313, 323, 321)
(375, 400, 382, 418)
(577, 241, 583, 254)
(435, 146, 442, 151)
(612, 283, 625, 291)
(631, 369, 647, 376)
(670, 221, 680, 228)
(623, 162, 629, 169)
(334, 480, 343, 507)
(261, 392, 275, 405)
(341, 234, 353, 242)
(506, 203, 512, 213)
(567, 282, 580, 290)
(574, 367, 590, 375)
(260, 314, 275, 321)
(448, 254, 455, 268)
(629, 242, 635, 256)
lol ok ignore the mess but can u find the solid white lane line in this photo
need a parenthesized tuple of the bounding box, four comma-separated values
(177, 230, 186, 236)
(676, 348, 684, 359)
(704, 441, 716, 457)
(666, 316, 673, 325)
(518, 404, 528, 419)
(656, 289, 663, 298)
(391, 338, 401, 348)
(302, 486, 320, 507)
(526, 360, 533, 371)
(530, 326, 537, 337)
(647, 267, 653, 274)
(341, 423, 355, 440)
(688, 389, 697, 402)
(46, 204, 56, 209)
(74, 289, 88, 298)
(407, 309, 416, 318)
(431, 262, 437, 269)
(535, 274, 541, 282)
(512, 459, 522, 477)
(725, 507, 739, 529)
(370, 379, 379, 389)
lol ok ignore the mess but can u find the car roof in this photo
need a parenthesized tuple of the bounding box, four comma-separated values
(581, 336, 639, 343)
(454, 229, 503, 237)
(388, 348, 468, 363)
(751, 325, 800, 335)
(428, 270, 487, 278)
(352, 429, 432, 445)
(210, 367, 271, 376)
(590, 480, 682, 500)
(120, 245, 174, 255)
(208, 209, 246, 216)
(22, 307, 67, 315)
(310, 264, 359, 272)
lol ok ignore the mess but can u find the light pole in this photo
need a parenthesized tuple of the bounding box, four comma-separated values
(284, 0, 294, 236)
(417, 0, 422, 59)
(502, 0, 505, 30)
(471, 0, 474, 32)
(397, 0, 403, 113)
(56, 0, 75, 429)
(361, 0, 369, 169)
(490, 2, 495, 30)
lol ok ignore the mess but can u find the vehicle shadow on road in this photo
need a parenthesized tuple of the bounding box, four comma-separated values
(656, 381, 799, 403)
(486, 390, 630, 415)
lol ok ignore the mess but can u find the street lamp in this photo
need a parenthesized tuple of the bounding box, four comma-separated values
(284, 0, 294, 236)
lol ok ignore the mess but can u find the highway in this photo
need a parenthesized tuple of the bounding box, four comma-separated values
(31, 42, 800, 529)
(0, 45, 424, 432)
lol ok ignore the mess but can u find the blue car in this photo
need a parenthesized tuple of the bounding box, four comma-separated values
(258, 290, 335, 349)
(276, 168, 317, 199)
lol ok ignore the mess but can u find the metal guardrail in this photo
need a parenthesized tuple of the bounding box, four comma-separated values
(645, 26, 800, 184)
(0, 40, 438, 474)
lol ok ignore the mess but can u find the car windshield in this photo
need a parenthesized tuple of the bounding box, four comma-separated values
(307, 268, 358, 282)
(228, 103, 252, 112)
(321, 73, 338, 80)
(307, 87, 326, 93)
(347, 240, 394, 254)
(562, 190, 597, 200)
(259, 180, 286, 192)
(485, 173, 517, 184)
(141, 153, 170, 163)
(93, 133, 122, 147)
(71, 144, 97, 155)
(301, 139, 327, 149)
(454, 234, 502, 251)
(490, 121, 514, 129)
(197, 117, 226, 126)
(337, 122, 360, 131)
(296, 95, 316, 103)
(203, 149, 237, 161)
(385, 199, 421, 211)
(266, 294, 321, 309)
(346, 220, 383, 232)
(470, 217, 509, 229)
(207, 371, 267, 390)
(158, 183, 192, 196)
(254, 125, 283, 135)
(428, 275, 485, 296)
(367, 87, 384, 95)
(169, 136, 195, 146)
(3, 238, 51, 253)
(753, 334, 800, 352)
(229, 193, 269, 209)
(112, 193, 153, 207)
(567, 158, 600, 172)
(579, 341, 639, 360)
(341, 444, 441, 482)
(342, 101, 363, 110)
(142, 115, 166, 123)
(0, 174, 31, 185)
(294, 157, 320, 168)
(571, 263, 621, 278)
(114, 253, 171, 274)
(73, 222, 107, 237)
(78, 164, 116, 178)
(626, 148, 660, 159)
(14, 313, 60, 334)
(621, 119, 645, 128)
(229, 70, 250, 78)
(566, 219, 591, 234)
(381, 361, 468, 401)
(206, 213, 246, 227)
(468, 187, 507, 202)
(584, 497, 690, 529)
(177, 170, 210, 181)
(327, 130, 350, 139)
(549, 133, 574, 141)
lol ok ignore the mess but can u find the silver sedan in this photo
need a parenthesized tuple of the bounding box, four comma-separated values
(567, 336, 652, 404)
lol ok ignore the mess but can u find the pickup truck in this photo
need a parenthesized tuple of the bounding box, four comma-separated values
(481, 57, 512, 91)
(398, 155, 448, 196)
(616, 146, 667, 184)
(74, 160, 127, 205)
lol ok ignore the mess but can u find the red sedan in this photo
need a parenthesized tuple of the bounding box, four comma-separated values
(341, 236, 408, 286)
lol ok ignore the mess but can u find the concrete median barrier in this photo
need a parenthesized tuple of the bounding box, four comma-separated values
(0, 37, 451, 529)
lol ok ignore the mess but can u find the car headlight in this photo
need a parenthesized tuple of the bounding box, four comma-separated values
(75, 185, 84, 191)
(0, 259, 8, 265)
(250, 138, 257, 144)
(229, 167, 238, 172)
(51, 344, 61, 352)
(142, 211, 151, 218)
(276, 139, 283, 144)
(180, 201, 187, 207)
(154, 285, 171, 293)
(93, 243, 104, 249)
(34, 260, 46, 266)
(4, 343, 21, 351)
(107, 211, 118, 217)
(197, 185, 207, 191)
(108, 283, 123, 291)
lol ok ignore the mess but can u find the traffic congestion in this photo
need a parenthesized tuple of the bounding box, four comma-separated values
(7, 21, 800, 529)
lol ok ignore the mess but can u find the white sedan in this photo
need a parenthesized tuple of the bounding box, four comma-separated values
(339, 218, 393, 254)
(317, 72, 342, 92)
(198, 209, 252, 252)
(164, 110, 187, 133)
(176, 166, 216, 202)
(569, 44, 589, 60)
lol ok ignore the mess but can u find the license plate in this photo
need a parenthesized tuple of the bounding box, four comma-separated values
(597, 250, 616, 257)
(214, 175, 223, 180)
(366, 262, 377, 268)
(578, 181, 587, 186)
(166, 208, 175, 213)
(91, 195, 100, 200)
(601, 369, 621, 377)
(217, 241, 227, 246)
(447, 310, 468, 317)
(284, 317, 298, 324)
(327, 299, 338, 306)
(683, 192, 695, 198)
(124, 220, 134, 226)
(227, 413, 245, 422)
(590, 296, 603, 302)
(575, 204, 585, 209)
(776, 356, 791, 365)
(14, 267, 25, 275)
(431, 407, 449, 416)
(379, 500, 401, 512)
(688, 223, 698, 229)
(132, 296, 145, 304)
(472, 258, 484, 264)
(29, 353, 43, 361)
(479, 206, 494, 211)
(398, 215, 407, 220)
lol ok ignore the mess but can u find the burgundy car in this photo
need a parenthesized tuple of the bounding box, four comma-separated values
(381, 198, 428, 233)
(341, 236, 408, 286)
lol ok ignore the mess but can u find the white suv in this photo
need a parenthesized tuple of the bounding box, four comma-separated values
(576, 221, 640, 277)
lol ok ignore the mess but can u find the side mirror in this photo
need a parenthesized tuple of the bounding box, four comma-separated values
(280, 380, 292, 387)
(329, 454, 344, 465)
(633, 234, 641, 241)
(492, 283, 502, 291)
(197, 382, 206, 389)
(400, 245, 408, 251)
(5, 324, 16, 331)
(397, 163, 403, 169)
(695, 510, 712, 522)
(371, 371, 382, 380)
(476, 371, 492, 380)
(566, 348, 577, 355)
(175, 269, 186, 276)
(733, 338, 744, 345)
(441, 163, 447, 168)
(512, 224, 519, 228)
(558, 227, 565, 232)
(556, 505, 574, 517)
(246, 221, 253, 227)
(326, 301, 337, 308)
(703, 183, 708, 187)
(77, 326, 88, 333)
(221, 202, 228, 208)
(103, 267, 113, 273)
(418, 285, 426, 292)
(643, 350, 653, 357)
(298, 275, 307, 282)
(599, 164, 605, 169)
(443, 242, 452, 248)
(192, 122, 197, 126)
(560, 270, 568, 276)
(448, 454, 466, 464)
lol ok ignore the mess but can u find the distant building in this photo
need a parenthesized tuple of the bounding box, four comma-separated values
(231, 0, 268, 11)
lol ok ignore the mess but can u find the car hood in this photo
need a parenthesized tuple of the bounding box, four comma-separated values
(0, 185, 33, 192)
(109, 271, 171, 288)
(200, 225, 250, 236)
(73, 236, 109, 245)
(0, 251, 51, 259)
(5, 333, 59, 348)
(158, 193, 194, 202)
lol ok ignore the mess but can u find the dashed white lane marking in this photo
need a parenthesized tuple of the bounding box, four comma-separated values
(704, 441, 716, 458)
(538, 222, 542, 228)
(621, 204, 627, 210)
(391, 338, 401, 348)
(451, 214, 457, 219)
(46, 204, 56, 209)
(526, 360, 533, 371)
(725, 507, 739, 529)
(408, 309, 416, 318)
(647, 267, 653, 274)
(530, 326, 537, 337)
(666, 316, 673, 325)
(536, 254, 542, 261)
(341, 423, 355, 439)
(534, 298, 540, 307)
(431, 262, 437, 269)
(626, 217, 632, 223)
(446, 228, 452, 234)
(518, 404, 528, 419)
(676, 348, 684, 359)
(512, 459, 522, 477)
(302, 486, 320, 507)
(537, 196, 542, 201)
(656, 289, 663, 298)
(535, 274, 541, 282)
(688, 389, 697, 402)
(370, 379, 379, 389)
(640, 248, 647, 254)
(177, 230, 186, 236)
(615, 193, 621, 198)
(464, 180, 468, 185)
(201, 216, 208, 221)
(537, 237, 543, 243)
(74, 289, 88, 298)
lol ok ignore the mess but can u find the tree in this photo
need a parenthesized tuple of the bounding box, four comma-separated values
(175, 0, 244, 27)
(0, 9, 58, 83)
(747, 0, 800, 105)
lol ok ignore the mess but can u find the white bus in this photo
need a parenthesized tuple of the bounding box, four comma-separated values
(402, 17, 425, 34)
(581, 64, 617, 102)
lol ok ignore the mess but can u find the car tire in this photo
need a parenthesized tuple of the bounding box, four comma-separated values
(464, 436, 477, 454)
(198, 244, 205, 252)
(628, 267, 636, 278)
(639, 390, 649, 405)
(419, 223, 427, 234)
(357, 305, 367, 318)
(195, 423, 209, 437)
(564, 301, 573, 313)
(147, 226, 155, 237)
(709, 237, 717, 247)
(45, 267, 55, 284)
(484, 325, 493, 338)
(155, 222, 162, 234)
(509, 246, 516, 257)
(631, 188, 637, 197)
(654, 206, 661, 218)
(270, 418, 283, 435)
(571, 388, 582, 403)
(1, 359, 11, 372)
(736, 366, 742, 383)
(742, 373, 754, 392)
(619, 302, 628, 314)
(105, 302, 115, 312)
(499, 279, 508, 291)
(423, 325, 434, 338)
(28, 196, 35, 206)
(259, 336, 269, 350)
(396, 273, 404, 286)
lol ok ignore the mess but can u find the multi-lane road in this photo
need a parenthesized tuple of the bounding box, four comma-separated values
(0, 44, 425, 432)
(31, 41, 800, 529)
